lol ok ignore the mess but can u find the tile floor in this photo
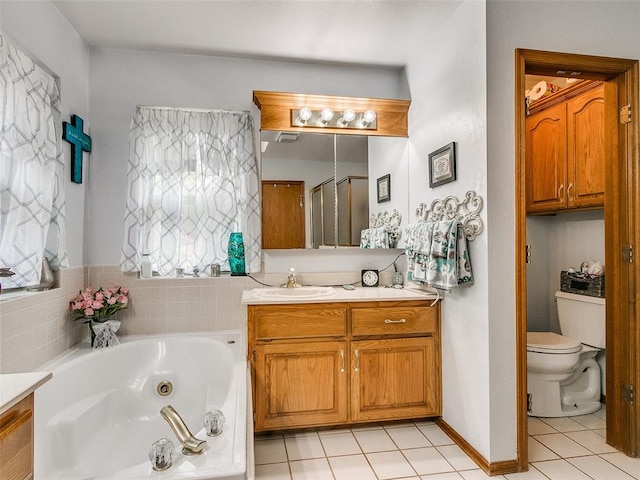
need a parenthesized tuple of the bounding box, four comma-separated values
(254, 407, 639, 479)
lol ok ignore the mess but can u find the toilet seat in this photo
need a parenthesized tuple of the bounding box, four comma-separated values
(527, 332, 582, 354)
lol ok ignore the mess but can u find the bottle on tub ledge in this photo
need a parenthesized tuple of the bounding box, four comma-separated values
(140, 253, 152, 279)
(227, 232, 246, 276)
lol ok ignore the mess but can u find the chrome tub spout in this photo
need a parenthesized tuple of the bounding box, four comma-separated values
(160, 405, 206, 455)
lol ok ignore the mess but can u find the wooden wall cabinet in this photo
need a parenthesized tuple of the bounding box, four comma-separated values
(526, 82, 605, 214)
(0, 394, 34, 480)
(248, 300, 441, 432)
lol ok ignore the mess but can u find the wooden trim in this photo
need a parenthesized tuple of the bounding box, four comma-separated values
(253, 90, 410, 137)
(436, 418, 519, 476)
(514, 48, 529, 473)
(516, 48, 640, 461)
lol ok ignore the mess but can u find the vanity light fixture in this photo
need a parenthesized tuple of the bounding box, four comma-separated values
(297, 107, 313, 124)
(359, 109, 377, 128)
(317, 108, 334, 126)
(337, 109, 356, 127)
(291, 107, 377, 130)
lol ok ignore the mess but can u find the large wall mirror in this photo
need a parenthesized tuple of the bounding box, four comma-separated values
(254, 91, 410, 250)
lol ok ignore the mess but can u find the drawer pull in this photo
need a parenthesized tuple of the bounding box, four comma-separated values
(354, 349, 360, 373)
(339, 349, 345, 373)
(0, 410, 32, 441)
(384, 318, 407, 324)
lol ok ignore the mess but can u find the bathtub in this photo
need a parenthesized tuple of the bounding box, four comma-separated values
(34, 331, 251, 480)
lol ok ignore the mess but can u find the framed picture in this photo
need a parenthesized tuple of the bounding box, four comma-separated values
(377, 174, 391, 203)
(429, 142, 456, 188)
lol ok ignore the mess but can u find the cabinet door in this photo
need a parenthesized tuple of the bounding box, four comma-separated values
(567, 85, 605, 209)
(351, 337, 440, 423)
(0, 394, 33, 480)
(254, 341, 348, 431)
(526, 103, 567, 213)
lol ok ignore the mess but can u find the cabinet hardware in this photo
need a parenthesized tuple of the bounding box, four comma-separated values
(557, 183, 564, 200)
(527, 393, 532, 413)
(384, 319, 407, 324)
(567, 182, 574, 201)
(622, 245, 634, 264)
(339, 349, 345, 373)
(354, 349, 360, 372)
(525, 244, 532, 264)
(299, 195, 304, 208)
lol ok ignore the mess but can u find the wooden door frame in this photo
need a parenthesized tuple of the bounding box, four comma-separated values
(515, 49, 639, 470)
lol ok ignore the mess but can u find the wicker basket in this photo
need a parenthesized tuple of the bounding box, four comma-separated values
(560, 271, 604, 298)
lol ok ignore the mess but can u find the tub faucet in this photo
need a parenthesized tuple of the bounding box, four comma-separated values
(160, 405, 206, 455)
(283, 267, 299, 288)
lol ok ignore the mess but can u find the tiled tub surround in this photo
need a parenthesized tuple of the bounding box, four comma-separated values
(0, 266, 85, 373)
(0, 265, 259, 373)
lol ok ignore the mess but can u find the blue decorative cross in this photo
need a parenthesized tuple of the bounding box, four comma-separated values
(63, 114, 92, 184)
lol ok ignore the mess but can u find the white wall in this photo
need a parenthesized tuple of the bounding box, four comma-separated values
(87, 48, 408, 270)
(1, 0, 90, 267)
(368, 137, 410, 248)
(487, 0, 640, 462)
(405, 1, 497, 460)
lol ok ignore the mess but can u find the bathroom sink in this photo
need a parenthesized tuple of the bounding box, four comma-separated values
(252, 286, 335, 300)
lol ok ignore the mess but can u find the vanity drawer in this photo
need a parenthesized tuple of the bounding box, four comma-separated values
(352, 307, 437, 336)
(0, 394, 34, 480)
(253, 306, 347, 340)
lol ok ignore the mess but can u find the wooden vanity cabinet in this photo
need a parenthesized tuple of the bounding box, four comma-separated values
(248, 300, 441, 432)
(526, 82, 604, 214)
(0, 394, 34, 480)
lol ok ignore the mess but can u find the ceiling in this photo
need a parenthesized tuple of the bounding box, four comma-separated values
(52, 0, 461, 68)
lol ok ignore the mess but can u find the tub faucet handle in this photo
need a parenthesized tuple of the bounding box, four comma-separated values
(149, 438, 176, 471)
(204, 409, 226, 436)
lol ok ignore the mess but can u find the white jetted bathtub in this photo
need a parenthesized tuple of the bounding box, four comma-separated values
(35, 331, 251, 480)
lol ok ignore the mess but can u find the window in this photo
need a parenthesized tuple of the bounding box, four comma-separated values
(0, 31, 67, 288)
(120, 107, 261, 275)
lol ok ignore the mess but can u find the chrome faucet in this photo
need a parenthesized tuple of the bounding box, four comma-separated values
(283, 267, 299, 288)
(160, 405, 206, 455)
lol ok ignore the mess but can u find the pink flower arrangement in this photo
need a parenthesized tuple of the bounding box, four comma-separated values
(70, 286, 129, 322)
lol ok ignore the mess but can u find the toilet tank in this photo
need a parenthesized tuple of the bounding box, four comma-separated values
(555, 291, 605, 348)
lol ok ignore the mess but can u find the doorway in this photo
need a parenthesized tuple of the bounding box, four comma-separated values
(261, 180, 305, 249)
(515, 49, 639, 470)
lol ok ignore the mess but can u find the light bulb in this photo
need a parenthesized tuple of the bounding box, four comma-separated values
(360, 109, 377, 127)
(298, 107, 312, 124)
(318, 108, 334, 125)
(337, 109, 356, 126)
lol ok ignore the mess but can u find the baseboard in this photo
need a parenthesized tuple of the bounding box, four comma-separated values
(435, 418, 520, 476)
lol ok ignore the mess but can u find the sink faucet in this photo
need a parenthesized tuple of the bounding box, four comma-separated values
(284, 267, 299, 288)
(160, 405, 206, 455)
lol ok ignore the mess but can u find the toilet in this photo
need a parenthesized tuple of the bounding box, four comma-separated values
(527, 291, 605, 417)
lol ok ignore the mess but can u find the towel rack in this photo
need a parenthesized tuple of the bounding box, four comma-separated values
(370, 209, 402, 243)
(415, 190, 484, 241)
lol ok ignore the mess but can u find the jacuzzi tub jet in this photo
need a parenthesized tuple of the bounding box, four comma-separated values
(157, 380, 173, 396)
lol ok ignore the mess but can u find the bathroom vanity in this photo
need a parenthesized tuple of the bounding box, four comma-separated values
(0, 372, 51, 480)
(243, 288, 441, 432)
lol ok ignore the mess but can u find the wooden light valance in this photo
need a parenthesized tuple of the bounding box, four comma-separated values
(253, 90, 410, 137)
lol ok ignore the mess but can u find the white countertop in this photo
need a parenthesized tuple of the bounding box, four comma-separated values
(241, 285, 440, 305)
(0, 371, 52, 414)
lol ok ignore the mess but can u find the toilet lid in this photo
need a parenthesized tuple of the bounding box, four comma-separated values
(527, 332, 582, 353)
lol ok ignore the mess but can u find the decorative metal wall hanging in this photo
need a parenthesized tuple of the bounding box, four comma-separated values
(415, 190, 484, 241)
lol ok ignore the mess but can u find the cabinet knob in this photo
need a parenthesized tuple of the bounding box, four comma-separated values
(558, 183, 565, 200)
(354, 349, 360, 373)
(567, 182, 574, 201)
(339, 349, 345, 373)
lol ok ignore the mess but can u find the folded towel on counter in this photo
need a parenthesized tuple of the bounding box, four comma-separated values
(360, 227, 394, 249)
(404, 220, 473, 290)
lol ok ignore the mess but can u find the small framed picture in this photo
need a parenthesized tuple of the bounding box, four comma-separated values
(429, 142, 456, 188)
(377, 174, 391, 203)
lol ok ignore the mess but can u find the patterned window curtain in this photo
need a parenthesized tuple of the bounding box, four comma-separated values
(0, 31, 68, 288)
(120, 107, 261, 275)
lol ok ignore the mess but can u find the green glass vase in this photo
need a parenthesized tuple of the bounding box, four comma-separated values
(227, 232, 246, 276)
